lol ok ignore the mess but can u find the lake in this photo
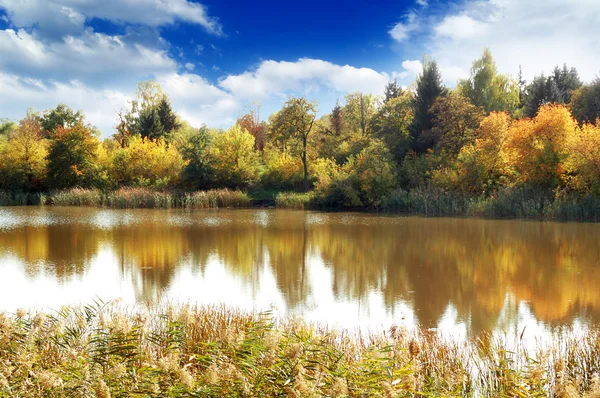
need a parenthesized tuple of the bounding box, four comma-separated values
(1, 206, 599, 339)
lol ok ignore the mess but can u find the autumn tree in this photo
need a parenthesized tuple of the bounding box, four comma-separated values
(209, 125, 261, 188)
(422, 92, 485, 155)
(458, 48, 519, 114)
(109, 135, 185, 188)
(237, 103, 268, 151)
(570, 78, 600, 125)
(506, 104, 577, 192)
(1, 113, 48, 191)
(47, 123, 101, 189)
(270, 97, 317, 191)
(564, 120, 600, 193)
(369, 92, 413, 164)
(410, 58, 447, 153)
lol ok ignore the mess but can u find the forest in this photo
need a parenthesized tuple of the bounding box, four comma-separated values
(2, 48, 600, 219)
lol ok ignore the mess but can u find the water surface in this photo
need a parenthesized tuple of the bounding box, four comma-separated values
(1, 206, 599, 339)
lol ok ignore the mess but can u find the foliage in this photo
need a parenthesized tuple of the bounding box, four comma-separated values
(237, 104, 268, 151)
(0, 114, 48, 191)
(270, 97, 317, 191)
(423, 92, 485, 155)
(40, 104, 85, 136)
(458, 48, 519, 114)
(524, 64, 582, 117)
(46, 123, 101, 190)
(179, 126, 214, 189)
(506, 104, 576, 191)
(209, 124, 261, 188)
(108, 135, 186, 188)
(369, 92, 413, 164)
(342, 92, 377, 136)
(261, 143, 304, 190)
(410, 58, 447, 153)
(570, 78, 600, 124)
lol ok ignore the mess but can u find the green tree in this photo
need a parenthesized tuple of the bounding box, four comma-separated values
(524, 64, 582, 117)
(384, 79, 402, 103)
(180, 126, 214, 189)
(570, 78, 600, 124)
(138, 107, 166, 141)
(0, 118, 17, 137)
(156, 97, 181, 140)
(47, 124, 100, 189)
(270, 97, 317, 191)
(343, 93, 377, 136)
(40, 104, 85, 136)
(458, 48, 519, 114)
(424, 92, 485, 155)
(330, 100, 344, 137)
(410, 58, 447, 153)
(369, 92, 413, 164)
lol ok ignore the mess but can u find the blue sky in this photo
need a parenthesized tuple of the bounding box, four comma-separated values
(0, 0, 598, 136)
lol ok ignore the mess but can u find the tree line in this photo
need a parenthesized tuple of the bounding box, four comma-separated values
(1, 48, 600, 210)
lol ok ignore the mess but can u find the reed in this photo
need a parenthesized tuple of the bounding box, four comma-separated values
(275, 191, 315, 210)
(1, 302, 600, 397)
(41, 188, 251, 209)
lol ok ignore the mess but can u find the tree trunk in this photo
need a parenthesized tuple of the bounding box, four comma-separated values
(302, 136, 309, 192)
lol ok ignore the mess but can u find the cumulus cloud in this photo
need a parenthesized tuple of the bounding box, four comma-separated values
(219, 58, 390, 100)
(389, 12, 419, 42)
(397, 60, 422, 79)
(0, 0, 223, 37)
(428, 0, 600, 85)
(185, 62, 195, 71)
(0, 29, 176, 83)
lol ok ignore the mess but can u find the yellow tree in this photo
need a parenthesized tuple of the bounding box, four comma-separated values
(209, 125, 260, 188)
(109, 135, 185, 188)
(506, 104, 577, 190)
(2, 114, 48, 191)
(564, 120, 600, 193)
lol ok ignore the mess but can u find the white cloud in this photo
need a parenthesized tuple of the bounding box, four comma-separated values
(389, 12, 419, 42)
(0, 29, 176, 82)
(416, 0, 428, 7)
(435, 14, 487, 40)
(0, 72, 130, 134)
(195, 44, 204, 55)
(219, 58, 390, 100)
(397, 59, 422, 79)
(0, 0, 223, 36)
(428, 0, 600, 85)
(184, 62, 195, 71)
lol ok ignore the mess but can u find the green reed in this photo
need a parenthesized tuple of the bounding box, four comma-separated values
(1, 303, 600, 397)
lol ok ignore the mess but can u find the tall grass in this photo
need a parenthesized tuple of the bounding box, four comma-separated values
(44, 187, 250, 209)
(383, 186, 600, 222)
(0, 190, 46, 206)
(1, 303, 600, 397)
(275, 191, 315, 210)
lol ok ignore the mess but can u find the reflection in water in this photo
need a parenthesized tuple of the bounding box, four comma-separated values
(1, 207, 600, 337)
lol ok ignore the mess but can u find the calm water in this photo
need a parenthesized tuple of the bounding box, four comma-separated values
(1, 206, 599, 338)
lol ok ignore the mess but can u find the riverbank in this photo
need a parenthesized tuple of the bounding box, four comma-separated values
(3, 186, 600, 222)
(0, 303, 598, 397)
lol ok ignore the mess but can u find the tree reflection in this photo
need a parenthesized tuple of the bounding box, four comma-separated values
(2, 208, 600, 335)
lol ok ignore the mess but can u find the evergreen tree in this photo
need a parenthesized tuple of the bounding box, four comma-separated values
(138, 108, 165, 141)
(330, 100, 344, 136)
(157, 97, 180, 140)
(384, 79, 402, 103)
(410, 58, 447, 153)
(524, 64, 582, 117)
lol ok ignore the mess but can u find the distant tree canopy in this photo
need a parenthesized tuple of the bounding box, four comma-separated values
(2, 50, 600, 210)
